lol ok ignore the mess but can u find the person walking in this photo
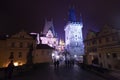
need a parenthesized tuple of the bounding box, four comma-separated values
(7, 60, 14, 80)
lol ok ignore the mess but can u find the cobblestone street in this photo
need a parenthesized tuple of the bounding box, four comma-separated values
(9, 64, 106, 80)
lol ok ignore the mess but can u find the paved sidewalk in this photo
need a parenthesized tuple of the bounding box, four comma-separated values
(77, 63, 120, 80)
(108, 71, 120, 80)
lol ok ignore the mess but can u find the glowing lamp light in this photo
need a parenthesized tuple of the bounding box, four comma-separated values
(14, 62, 18, 66)
(74, 55, 77, 58)
(52, 53, 55, 57)
(56, 55, 60, 59)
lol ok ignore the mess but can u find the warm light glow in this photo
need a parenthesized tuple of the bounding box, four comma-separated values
(14, 62, 18, 66)
(52, 53, 55, 57)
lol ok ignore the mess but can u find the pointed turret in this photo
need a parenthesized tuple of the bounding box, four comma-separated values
(43, 18, 56, 37)
(79, 13, 83, 26)
(68, 6, 76, 22)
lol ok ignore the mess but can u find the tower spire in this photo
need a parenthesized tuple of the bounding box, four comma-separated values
(80, 13, 83, 26)
(68, 6, 76, 22)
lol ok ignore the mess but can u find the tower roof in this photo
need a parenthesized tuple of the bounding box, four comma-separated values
(68, 7, 76, 22)
(43, 19, 56, 37)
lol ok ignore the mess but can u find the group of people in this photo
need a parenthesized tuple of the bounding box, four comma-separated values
(53, 58, 75, 69)
(65, 59, 75, 67)
(53, 59, 60, 68)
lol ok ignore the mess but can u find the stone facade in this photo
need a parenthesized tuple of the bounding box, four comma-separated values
(84, 25, 120, 70)
(0, 30, 36, 68)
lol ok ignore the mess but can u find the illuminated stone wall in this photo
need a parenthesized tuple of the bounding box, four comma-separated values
(64, 22, 84, 56)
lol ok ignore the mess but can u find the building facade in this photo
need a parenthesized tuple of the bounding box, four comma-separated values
(84, 25, 120, 70)
(0, 30, 55, 68)
(33, 44, 54, 64)
(0, 30, 36, 68)
(64, 7, 84, 58)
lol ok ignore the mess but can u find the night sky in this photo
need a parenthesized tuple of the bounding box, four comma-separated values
(0, 0, 120, 40)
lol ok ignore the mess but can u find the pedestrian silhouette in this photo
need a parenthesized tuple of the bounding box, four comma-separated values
(56, 60, 59, 68)
(7, 60, 14, 80)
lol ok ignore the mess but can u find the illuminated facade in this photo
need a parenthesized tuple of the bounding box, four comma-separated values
(84, 24, 120, 70)
(64, 8, 84, 57)
(40, 19, 58, 49)
(0, 30, 36, 68)
(57, 39, 65, 52)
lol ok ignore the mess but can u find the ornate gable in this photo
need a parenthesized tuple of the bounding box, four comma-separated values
(10, 30, 33, 39)
(46, 30, 54, 38)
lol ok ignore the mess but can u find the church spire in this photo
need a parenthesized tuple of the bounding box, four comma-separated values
(79, 13, 83, 26)
(68, 6, 76, 22)
(43, 18, 56, 37)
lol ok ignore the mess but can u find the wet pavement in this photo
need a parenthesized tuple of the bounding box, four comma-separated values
(10, 64, 106, 80)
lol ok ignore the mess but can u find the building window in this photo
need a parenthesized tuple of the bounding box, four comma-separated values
(99, 54, 101, 58)
(92, 40, 96, 45)
(48, 41, 49, 44)
(100, 62, 103, 67)
(18, 52, 22, 58)
(112, 53, 117, 58)
(54, 41, 56, 44)
(112, 35, 117, 41)
(11, 42, 15, 47)
(42, 50, 45, 55)
(20, 35, 24, 38)
(9, 52, 14, 60)
(19, 42, 23, 48)
(27, 43, 30, 48)
(105, 37, 109, 42)
(75, 35, 77, 37)
(106, 53, 110, 58)
(99, 39, 102, 44)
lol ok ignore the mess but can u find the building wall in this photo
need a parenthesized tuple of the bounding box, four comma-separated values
(33, 49, 53, 64)
(0, 40, 6, 67)
(0, 30, 35, 68)
(84, 25, 120, 70)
